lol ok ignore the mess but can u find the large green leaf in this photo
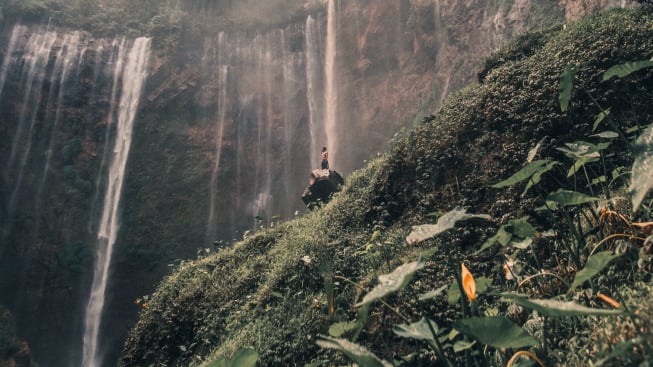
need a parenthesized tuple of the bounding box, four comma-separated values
(406, 207, 490, 244)
(454, 317, 538, 348)
(570, 251, 621, 290)
(546, 189, 599, 206)
(500, 295, 622, 316)
(492, 160, 555, 189)
(630, 123, 653, 211)
(316, 336, 392, 367)
(393, 317, 438, 341)
(602, 60, 653, 81)
(205, 348, 259, 367)
(559, 64, 576, 112)
(355, 258, 425, 307)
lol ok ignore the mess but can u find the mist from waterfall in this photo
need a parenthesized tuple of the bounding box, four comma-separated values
(82, 37, 151, 367)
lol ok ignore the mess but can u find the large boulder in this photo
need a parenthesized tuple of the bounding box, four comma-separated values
(301, 169, 345, 210)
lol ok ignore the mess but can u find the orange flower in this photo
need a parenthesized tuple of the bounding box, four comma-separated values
(461, 262, 477, 302)
(596, 292, 621, 308)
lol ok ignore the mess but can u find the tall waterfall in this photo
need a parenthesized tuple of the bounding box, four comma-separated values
(324, 0, 338, 167)
(305, 15, 323, 169)
(82, 37, 151, 367)
(206, 33, 229, 242)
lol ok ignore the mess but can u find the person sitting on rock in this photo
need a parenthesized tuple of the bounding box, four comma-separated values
(321, 146, 329, 170)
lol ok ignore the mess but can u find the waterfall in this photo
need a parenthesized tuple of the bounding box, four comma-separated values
(6, 31, 58, 219)
(36, 32, 82, 210)
(305, 15, 321, 169)
(324, 0, 338, 168)
(206, 32, 229, 242)
(82, 37, 151, 367)
(0, 25, 27, 98)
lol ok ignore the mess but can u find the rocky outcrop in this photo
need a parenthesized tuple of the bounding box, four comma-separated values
(301, 169, 345, 209)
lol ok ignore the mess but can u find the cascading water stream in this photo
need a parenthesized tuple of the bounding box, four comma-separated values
(36, 32, 82, 209)
(82, 37, 151, 367)
(6, 31, 58, 218)
(324, 0, 338, 167)
(206, 32, 229, 242)
(0, 25, 27, 98)
(305, 15, 321, 168)
(89, 40, 126, 235)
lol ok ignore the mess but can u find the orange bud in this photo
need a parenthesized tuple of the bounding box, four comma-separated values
(596, 292, 620, 308)
(461, 262, 477, 302)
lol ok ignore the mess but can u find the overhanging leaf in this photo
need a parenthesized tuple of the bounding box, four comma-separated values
(570, 251, 621, 290)
(500, 295, 623, 317)
(454, 317, 538, 348)
(603, 60, 653, 81)
(546, 189, 599, 206)
(559, 64, 576, 112)
(393, 317, 438, 341)
(630, 124, 653, 211)
(406, 207, 490, 244)
(356, 258, 425, 307)
(206, 348, 259, 367)
(316, 336, 392, 367)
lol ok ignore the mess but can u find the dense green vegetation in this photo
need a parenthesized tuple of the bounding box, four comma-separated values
(120, 7, 653, 367)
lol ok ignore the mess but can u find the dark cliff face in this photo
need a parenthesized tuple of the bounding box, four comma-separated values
(0, 1, 632, 366)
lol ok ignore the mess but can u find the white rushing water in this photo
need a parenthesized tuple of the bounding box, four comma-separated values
(324, 0, 338, 167)
(82, 37, 151, 367)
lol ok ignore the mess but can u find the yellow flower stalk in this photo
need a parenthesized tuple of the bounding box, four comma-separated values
(461, 262, 477, 301)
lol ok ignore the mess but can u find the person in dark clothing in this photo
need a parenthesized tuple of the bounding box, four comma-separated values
(320, 146, 329, 170)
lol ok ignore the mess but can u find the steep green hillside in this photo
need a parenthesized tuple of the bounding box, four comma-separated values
(121, 8, 653, 367)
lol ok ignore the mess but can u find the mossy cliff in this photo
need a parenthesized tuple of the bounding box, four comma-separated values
(121, 8, 653, 367)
